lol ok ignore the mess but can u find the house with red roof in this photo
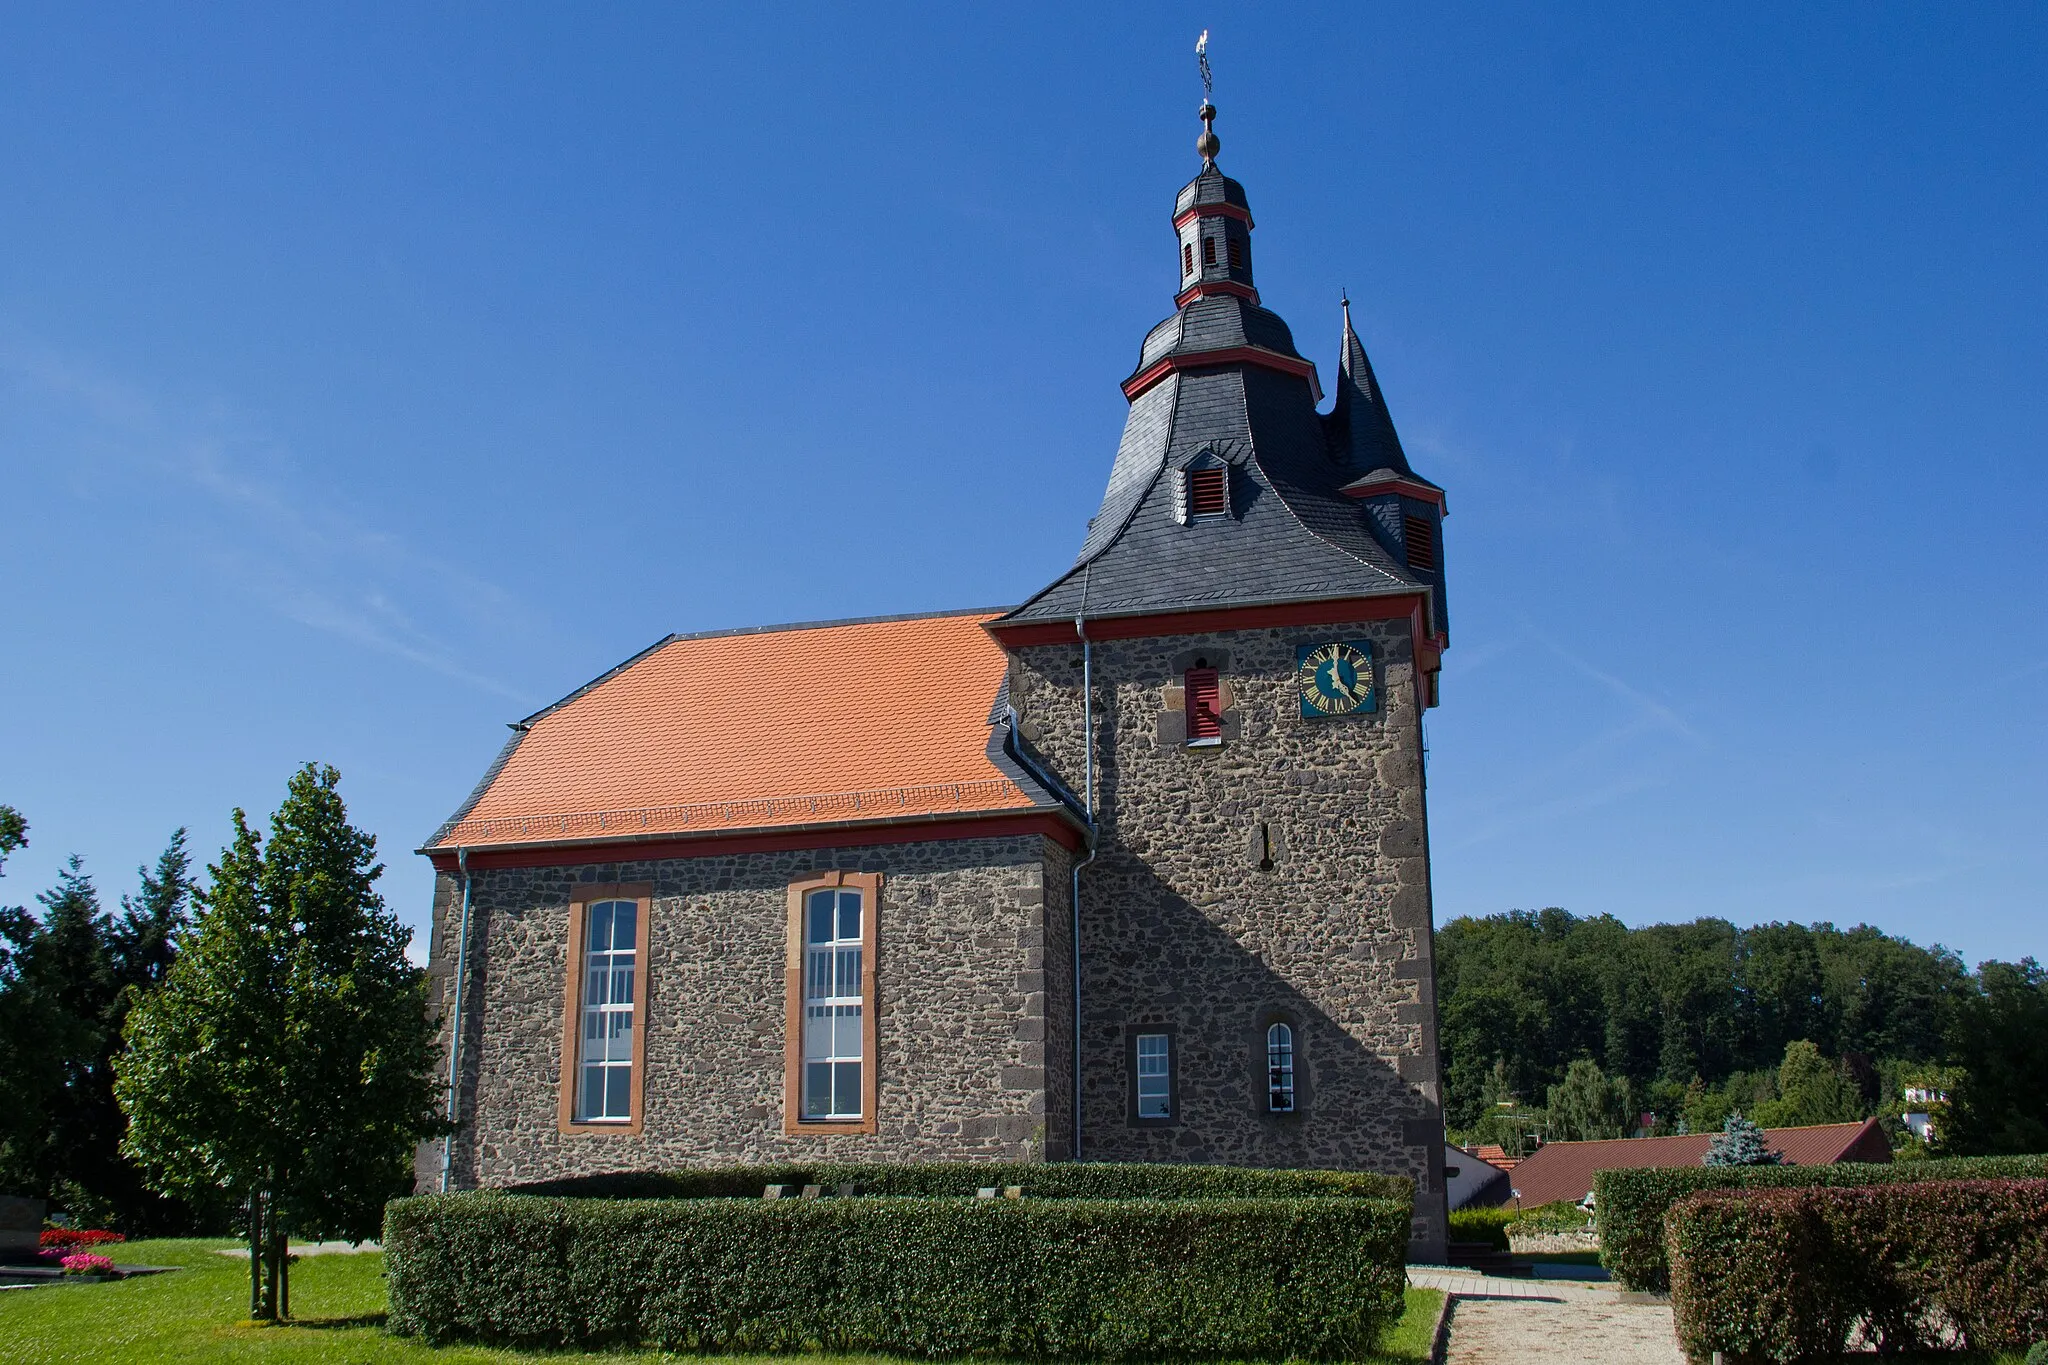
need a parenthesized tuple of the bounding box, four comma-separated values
(422, 98, 1458, 1258)
(1503, 1118, 1893, 1208)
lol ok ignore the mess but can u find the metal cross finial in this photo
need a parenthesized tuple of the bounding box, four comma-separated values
(1196, 29, 1213, 100)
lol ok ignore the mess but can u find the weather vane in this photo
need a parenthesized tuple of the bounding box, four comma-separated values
(1194, 30, 1220, 163)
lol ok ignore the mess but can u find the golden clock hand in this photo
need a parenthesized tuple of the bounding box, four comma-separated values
(1325, 665, 1354, 701)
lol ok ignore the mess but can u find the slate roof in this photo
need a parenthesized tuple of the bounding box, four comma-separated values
(1000, 152, 1438, 627)
(1504, 1119, 1893, 1207)
(1327, 303, 1437, 489)
(1175, 163, 1251, 217)
(423, 611, 1078, 852)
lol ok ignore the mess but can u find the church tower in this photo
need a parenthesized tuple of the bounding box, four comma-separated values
(987, 98, 1451, 1258)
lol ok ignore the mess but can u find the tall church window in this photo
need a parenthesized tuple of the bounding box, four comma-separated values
(1267, 1022, 1296, 1112)
(1183, 242, 1195, 276)
(1228, 238, 1246, 271)
(557, 882, 650, 1135)
(785, 871, 881, 1133)
(1202, 235, 1217, 266)
(578, 901, 638, 1121)
(803, 888, 864, 1119)
(1185, 667, 1222, 743)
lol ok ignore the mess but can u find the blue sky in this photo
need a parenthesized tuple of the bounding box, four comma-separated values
(3, 4, 2043, 970)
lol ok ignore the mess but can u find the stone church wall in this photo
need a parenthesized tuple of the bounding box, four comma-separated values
(419, 833, 1067, 1190)
(1006, 618, 1448, 1256)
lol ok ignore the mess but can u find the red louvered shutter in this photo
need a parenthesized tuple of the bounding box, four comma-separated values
(1188, 467, 1228, 517)
(1403, 514, 1437, 573)
(1185, 668, 1222, 741)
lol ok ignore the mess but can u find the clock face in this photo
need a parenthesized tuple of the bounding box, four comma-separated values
(1297, 641, 1376, 719)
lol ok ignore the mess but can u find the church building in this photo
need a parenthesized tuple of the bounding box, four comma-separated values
(419, 98, 1454, 1258)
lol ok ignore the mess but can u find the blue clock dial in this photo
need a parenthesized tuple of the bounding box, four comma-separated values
(1296, 641, 1375, 718)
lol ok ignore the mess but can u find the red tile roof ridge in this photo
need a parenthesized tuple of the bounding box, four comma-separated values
(439, 777, 1033, 847)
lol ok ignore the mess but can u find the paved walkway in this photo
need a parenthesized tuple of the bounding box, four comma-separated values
(1408, 1268, 1685, 1365)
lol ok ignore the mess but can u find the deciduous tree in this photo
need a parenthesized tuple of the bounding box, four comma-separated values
(117, 765, 442, 1319)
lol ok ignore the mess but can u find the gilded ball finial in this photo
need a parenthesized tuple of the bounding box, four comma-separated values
(1197, 101, 1220, 163)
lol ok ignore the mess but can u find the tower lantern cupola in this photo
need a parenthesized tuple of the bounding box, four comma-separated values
(995, 72, 1450, 707)
(1174, 103, 1258, 307)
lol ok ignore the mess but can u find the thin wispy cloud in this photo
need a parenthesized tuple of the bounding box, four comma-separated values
(2, 331, 535, 704)
(1524, 623, 1706, 746)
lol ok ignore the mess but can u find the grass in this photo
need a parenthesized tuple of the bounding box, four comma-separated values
(0, 1239, 1444, 1364)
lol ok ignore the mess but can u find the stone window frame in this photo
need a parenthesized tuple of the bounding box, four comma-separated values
(1125, 1022, 1180, 1127)
(784, 870, 881, 1136)
(556, 881, 653, 1137)
(1258, 1009, 1309, 1120)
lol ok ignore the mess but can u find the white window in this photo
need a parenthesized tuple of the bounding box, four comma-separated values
(577, 899, 637, 1122)
(802, 887, 865, 1120)
(1267, 1022, 1296, 1112)
(1136, 1032, 1171, 1118)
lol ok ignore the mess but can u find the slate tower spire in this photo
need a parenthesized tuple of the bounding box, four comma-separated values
(996, 98, 1449, 683)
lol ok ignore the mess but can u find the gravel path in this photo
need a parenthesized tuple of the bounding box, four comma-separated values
(1409, 1269, 1685, 1365)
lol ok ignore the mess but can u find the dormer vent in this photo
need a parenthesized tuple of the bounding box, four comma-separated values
(1189, 466, 1228, 518)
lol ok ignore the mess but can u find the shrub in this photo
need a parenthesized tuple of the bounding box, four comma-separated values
(1447, 1204, 1515, 1251)
(1593, 1152, 2048, 1291)
(1504, 1201, 1590, 1236)
(1667, 1179, 2048, 1360)
(385, 1190, 1412, 1359)
(505, 1160, 1409, 1203)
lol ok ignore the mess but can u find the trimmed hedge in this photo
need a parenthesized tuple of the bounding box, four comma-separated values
(1446, 1201, 1582, 1252)
(385, 1190, 1412, 1359)
(1667, 1178, 2048, 1360)
(1505, 1201, 1590, 1236)
(505, 1159, 1410, 1203)
(1447, 1204, 1515, 1251)
(1593, 1152, 2048, 1291)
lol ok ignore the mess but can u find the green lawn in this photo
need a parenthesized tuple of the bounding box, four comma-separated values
(0, 1239, 1443, 1364)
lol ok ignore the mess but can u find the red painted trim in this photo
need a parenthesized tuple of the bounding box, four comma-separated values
(986, 594, 1429, 648)
(1340, 476, 1449, 514)
(1122, 346, 1317, 402)
(425, 809, 1085, 872)
(1173, 203, 1253, 229)
(1174, 280, 1261, 308)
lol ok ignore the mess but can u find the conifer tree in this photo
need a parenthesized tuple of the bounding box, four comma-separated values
(118, 766, 442, 1319)
(1702, 1113, 1782, 1166)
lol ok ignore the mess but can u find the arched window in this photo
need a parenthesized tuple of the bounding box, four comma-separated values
(1267, 1022, 1296, 1112)
(575, 898, 640, 1124)
(1202, 235, 1218, 266)
(784, 871, 880, 1134)
(1182, 241, 1195, 276)
(802, 886, 865, 1120)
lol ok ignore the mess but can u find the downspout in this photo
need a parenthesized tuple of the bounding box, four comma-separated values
(439, 847, 474, 1193)
(1070, 606, 1098, 1163)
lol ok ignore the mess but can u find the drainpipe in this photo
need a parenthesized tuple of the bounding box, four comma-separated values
(439, 848, 474, 1193)
(1070, 614, 1098, 1162)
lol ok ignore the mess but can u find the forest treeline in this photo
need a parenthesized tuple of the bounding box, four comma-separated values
(1437, 909, 2048, 1157)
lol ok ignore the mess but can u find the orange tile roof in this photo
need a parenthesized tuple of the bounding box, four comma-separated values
(1504, 1118, 1891, 1207)
(1465, 1144, 1521, 1173)
(430, 611, 1053, 850)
